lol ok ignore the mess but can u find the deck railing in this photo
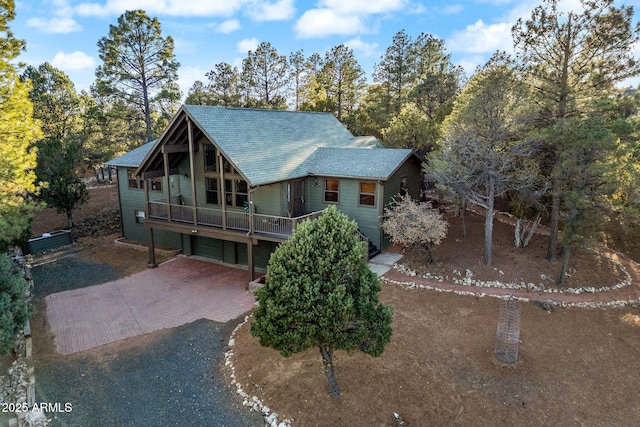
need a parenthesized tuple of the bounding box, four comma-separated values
(147, 200, 322, 239)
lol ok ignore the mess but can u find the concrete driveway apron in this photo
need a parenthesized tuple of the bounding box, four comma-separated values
(45, 257, 256, 355)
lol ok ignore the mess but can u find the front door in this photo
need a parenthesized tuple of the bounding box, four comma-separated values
(289, 179, 305, 217)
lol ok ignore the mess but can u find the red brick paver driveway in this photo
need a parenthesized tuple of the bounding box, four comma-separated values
(45, 257, 256, 355)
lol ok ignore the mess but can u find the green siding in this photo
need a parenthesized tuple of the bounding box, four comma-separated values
(381, 156, 423, 249)
(306, 176, 381, 248)
(252, 183, 283, 216)
(116, 167, 181, 249)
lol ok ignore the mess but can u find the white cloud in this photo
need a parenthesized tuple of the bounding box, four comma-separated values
(295, 9, 365, 38)
(216, 19, 241, 33)
(319, 0, 407, 15)
(75, 0, 247, 17)
(50, 51, 97, 71)
(345, 38, 379, 58)
(245, 0, 295, 21)
(237, 37, 259, 54)
(26, 17, 82, 33)
(178, 65, 208, 99)
(447, 20, 513, 55)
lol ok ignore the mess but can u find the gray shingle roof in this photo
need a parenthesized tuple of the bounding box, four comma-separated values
(126, 106, 416, 186)
(309, 148, 414, 180)
(183, 106, 364, 186)
(106, 140, 157, 167)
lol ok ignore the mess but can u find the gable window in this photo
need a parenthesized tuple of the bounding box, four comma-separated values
(150, 177, 162, 192)
(324, 180, 339, 203)
(204, 144, 217, 171)
(128, 169, 142, 189)
(206, 177, 219, 204)
(223, 158, 237, 174)
(359, 182, 376, 206)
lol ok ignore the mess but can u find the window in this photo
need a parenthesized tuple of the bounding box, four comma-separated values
(128, 169, 141, 189)
(135, 209, 145, 224)
(235, 179, 248, 207)
(222, 158, 236, 174)
(359, 182, 376, 206)
(324, 180, 339, 203)
(223, 179, 248, 207)
(150, 177, 162, 192)
(206, 178, 219, 204)
(204, 144, 217, 171)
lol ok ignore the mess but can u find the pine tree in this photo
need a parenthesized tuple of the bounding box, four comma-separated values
(0, 0, 41, 248)
(251, 205, 393, 397)
(0, 253, 32, 355)
(96, 10, 180, 142)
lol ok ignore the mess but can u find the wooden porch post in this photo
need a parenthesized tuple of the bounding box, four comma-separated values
(163, 148, 171, 221)
(247, 239, 255, 286)
(219, 152, 227, 229)
(147, 227, 157, 268)
(188, 119, 198, 225)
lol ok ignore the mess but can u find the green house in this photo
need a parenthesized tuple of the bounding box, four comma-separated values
(107, 105, 422, 281)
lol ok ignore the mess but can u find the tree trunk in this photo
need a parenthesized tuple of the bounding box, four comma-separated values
(67, 212, 73, 229)
(319, 345, 340, 398)
(523, 213, 542, 248)
(484, 177, 495, 265)
(461, 199, 467, 239)
(515, 218, 522, 248)
(547, 178, 561, 261)
(557, 245, 571, 287)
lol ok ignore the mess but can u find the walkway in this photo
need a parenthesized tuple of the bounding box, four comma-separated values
(45, 257, 256, 354)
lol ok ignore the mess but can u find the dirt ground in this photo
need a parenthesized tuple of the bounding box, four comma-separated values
(231, 210, 640, 426)
(23, 186, 640, 426)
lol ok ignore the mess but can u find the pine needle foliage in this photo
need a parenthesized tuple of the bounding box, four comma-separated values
(0, 254, 32, 355)
(251, 205, 393, 397)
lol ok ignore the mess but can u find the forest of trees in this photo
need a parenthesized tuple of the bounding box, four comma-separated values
(1, 0, 640, 287)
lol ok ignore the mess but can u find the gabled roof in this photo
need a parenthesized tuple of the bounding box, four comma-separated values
(132, 105, 419, 186)
(106, 140, 157, 167)
(182, 105, 357, 186)
(309, 148, 415, 180)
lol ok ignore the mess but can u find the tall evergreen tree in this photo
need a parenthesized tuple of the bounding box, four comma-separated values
(23, 63, 89, 228)
(251, 205, 393, 398)
(242, 42, 289, 109)
(96, 10, 180, 142)
(289, 50, 306, 110)
(430, 54, 539, 265)
(513, 0, 640, 260)
(204, 62, 244, 107)
(0, 0, 41, 248)
(372, 29, 414, 116)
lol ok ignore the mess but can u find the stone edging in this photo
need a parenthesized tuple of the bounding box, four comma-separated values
(393, 254, 633, 295)
(225, 314, 293, 427)
(381, 275, 639, 309)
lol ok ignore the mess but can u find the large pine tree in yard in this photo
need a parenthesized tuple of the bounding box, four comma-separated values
(251, 205, 393, 398)
(0, 0, 41, 249)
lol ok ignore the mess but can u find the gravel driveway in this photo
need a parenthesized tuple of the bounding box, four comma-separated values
(31, 255, 263, 427)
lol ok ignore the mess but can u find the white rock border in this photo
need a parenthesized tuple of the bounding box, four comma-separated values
(393, 255, 633, 296)
(225, 314, 293, 427)
(381, 275, 640, 309)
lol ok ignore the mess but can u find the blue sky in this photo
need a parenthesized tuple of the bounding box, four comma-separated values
(12, 0, 640, 98)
